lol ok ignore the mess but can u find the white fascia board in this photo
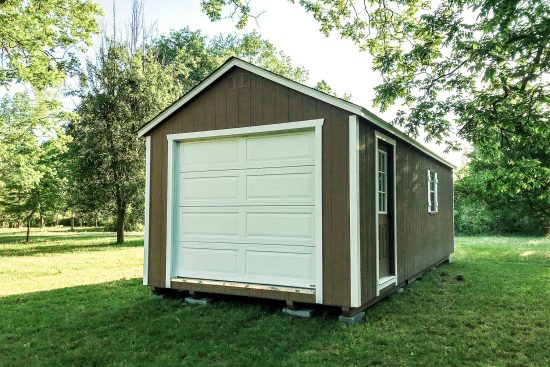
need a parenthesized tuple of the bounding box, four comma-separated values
(164, 139, 176, 288)
(138, 58, 456, 169)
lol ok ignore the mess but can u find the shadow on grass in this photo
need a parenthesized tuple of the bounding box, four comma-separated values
(0, 278, 337, 366)
(0, 237, 143, 257)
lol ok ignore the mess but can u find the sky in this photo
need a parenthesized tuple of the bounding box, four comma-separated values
(92, 0, 469, 167)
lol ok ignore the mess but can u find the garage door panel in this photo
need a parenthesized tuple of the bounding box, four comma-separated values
(179, 174, 240, 202)
(179, 246, 239, 276)
(245, 211, 314, 241)
(246, 171, 314, 202)
(245, 250, 314, 285)
(180, 138, 241, 171)
(178, 210, 239, 240)
(246, 131, 314, 166)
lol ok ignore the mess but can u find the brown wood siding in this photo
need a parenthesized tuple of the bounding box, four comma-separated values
(146, 67, 351, 307)
(359, 118, 454, 305)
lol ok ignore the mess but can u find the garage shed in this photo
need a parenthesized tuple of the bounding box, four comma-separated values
(138, 57, 455, 316)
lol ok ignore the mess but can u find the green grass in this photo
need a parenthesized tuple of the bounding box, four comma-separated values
(0, 227, 143, 296)
(1, 231, 549, 366)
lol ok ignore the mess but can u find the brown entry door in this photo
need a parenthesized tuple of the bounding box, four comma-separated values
(377, 143, 393, 278)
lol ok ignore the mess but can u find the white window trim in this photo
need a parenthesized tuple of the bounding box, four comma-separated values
(143, 136, 151, 286)
(349, 115, 361, 308)
(377, 149, 388, 214)
(428, 169, 439, 214)
(374, 131, 398, 296)
(164, 119, 324, 304)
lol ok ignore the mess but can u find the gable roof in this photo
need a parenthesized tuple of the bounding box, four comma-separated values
(137, 57, 455, 169)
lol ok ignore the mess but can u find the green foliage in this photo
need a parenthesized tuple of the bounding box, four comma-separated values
(69, 40, 182, 243)
(0, 0, 102, 90)
(314, 79, 334, 95)
(0, 93, 68, 230)
(455, 156, 548, 235)
(154, 28, 309, 93)
(314, 79, 352, 100)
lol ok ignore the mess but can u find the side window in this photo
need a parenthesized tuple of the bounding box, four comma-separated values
(428, 169, 438, 213)
(378, 150, 387, 213)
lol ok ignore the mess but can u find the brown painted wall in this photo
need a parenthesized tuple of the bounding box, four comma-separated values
(359, 119, 454, 305)
(146, 66, 351, 307)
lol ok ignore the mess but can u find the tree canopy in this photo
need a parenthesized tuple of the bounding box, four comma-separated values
(0, 93, 68, 239)
(0, 0, 102, 90)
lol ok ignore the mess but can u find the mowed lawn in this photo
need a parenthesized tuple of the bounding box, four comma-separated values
(1, 230, 549, 366)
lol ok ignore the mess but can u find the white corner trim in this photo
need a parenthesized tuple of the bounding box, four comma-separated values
(137, 58, 455, 169)
(165, 139, 176, 288)
(164, 118, 324, 302)
(143, 136, 151, 286)
(314, 122, 323, 304)
(166, 118, 323, 141)
(349, 115, 361, 307)
(374, 131, 398, 296)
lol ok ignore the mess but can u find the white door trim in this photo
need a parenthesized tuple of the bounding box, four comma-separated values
(374, 131, 398, 296)
(165, 137, 176, 288)
(164, 119, 324, 303)
(167, 119, 323, 141)
(143, 136, 151, 286)
(349, 115, 361, 307)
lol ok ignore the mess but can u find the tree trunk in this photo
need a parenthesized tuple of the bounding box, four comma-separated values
(116, 207, 126, 244)
(70, 210, 75, 231)
(40, 214, 44, 228)
(26, 219, 31, 243)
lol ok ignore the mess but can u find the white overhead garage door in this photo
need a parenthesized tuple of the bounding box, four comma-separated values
(171, 127, 320, 289)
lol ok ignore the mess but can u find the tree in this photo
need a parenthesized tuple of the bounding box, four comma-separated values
(0, 0, 101, 90)
(0, 93, 67, 240)
(455, 146, 549, 235)
(201, 0, 550, 232)
(314, 79, 352, 100)
(154, 28, 310, 92)
(70, 40, 182, 244)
